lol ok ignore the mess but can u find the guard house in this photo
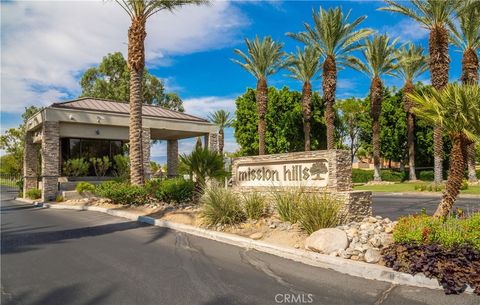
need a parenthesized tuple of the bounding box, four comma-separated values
(23, 97, 218, 201)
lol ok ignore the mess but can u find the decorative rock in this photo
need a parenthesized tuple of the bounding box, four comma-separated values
(364, 248, 381, 263)
(269, 224, 276, 229)
(249, 232, 263, 240)
(305, 228, 348, 254)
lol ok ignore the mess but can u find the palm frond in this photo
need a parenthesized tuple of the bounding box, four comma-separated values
(352, 34, 398, 78)
(232, 36, 286, 80)
(450, 0, 480, 51)
(208, 110, 233, 129)
(286, 46, 321, 82)
(396, 43, 429, 82)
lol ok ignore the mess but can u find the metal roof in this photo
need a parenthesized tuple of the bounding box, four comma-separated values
(51, 97, 208, 123)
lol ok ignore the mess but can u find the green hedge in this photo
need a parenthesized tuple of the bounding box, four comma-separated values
(26, 188, 41, 200)
(352, 169, 407, 183)
(147, 178, 194, 204)
(95, 181, 148, 205)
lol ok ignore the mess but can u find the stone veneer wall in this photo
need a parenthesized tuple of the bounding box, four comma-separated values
(41, 121, 60, 202)
(23, 130, 39, 197)
(231, 150, 371, 222)
(167, 139, 178, 177)
(142, 128, 151, 180)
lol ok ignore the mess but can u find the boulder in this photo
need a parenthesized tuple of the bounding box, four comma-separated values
(249, 232, 263, 240)
(305, 228, 349, 254)
(364, 248, 381, 263)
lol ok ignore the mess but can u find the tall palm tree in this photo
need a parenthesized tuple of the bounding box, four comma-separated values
(287, 7, 372, 150)
(380, 0, 461, 184)
(232, 36, 286, 155)
(395, 43, 429, 181)
(116, 0, 208, 185)
(410, 84, 480, 217)
(287, 46, 321, 151)
(451, 1, 480, 183)
(348, 34, 398, 182)
(208, 110, 233, 156)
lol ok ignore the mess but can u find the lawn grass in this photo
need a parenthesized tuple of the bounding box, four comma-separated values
(353, 183, 480, 195)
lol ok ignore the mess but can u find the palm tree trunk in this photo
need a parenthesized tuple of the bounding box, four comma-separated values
(429, 26, 449, 184)
(256, 77, 268, 155)
(434, 133, 470, 218)
(462, 48, 479, 183)
(371, 76, 383, 182)
(128, 16, 147, 186)
(218, 129, 224, 156)
(323, 55, 337, 150)
(302, 81, 312, 151)
(403, 80, 417, 181)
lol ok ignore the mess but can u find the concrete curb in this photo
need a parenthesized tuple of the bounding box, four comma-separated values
(37, 202, 471, 293)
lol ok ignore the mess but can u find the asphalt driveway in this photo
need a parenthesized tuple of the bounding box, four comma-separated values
(1, 187, 478, 305)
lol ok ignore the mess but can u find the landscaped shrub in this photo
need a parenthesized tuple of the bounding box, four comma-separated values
(56, 195, 64, 202)
(26, 188, 41, 199)
(352, 169, 406, 183)
(242, 192, 267, 220)
(272, 188, 304, 223)
(200, 187, 245, 226)
(63, 158, 89, 176)
(352, 169, 373, 183)
(393, 212, 480, 250)
(383, 243, 480, 295)
(426, 183, 444, 192)
(414, 184, 427, 191)
(90, 156, 111, 177)
(418, 170, 434, 181)
(296, 193, 343, 234)
(460, 179, 469, 190)
(76, 182, 95, 195)
(150, 178, 194, 204)
(112, 155, 129, 181)
(95, 181, 148, 205)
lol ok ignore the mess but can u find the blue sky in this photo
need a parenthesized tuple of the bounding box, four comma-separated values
(0, 0, 464, 163)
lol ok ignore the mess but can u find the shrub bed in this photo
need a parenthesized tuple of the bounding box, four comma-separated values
(147, 178, 194, 204)
(26, 188, 41, 200)
(76, 182, 95, 195)
(95, 181, 148, 205)
(352, 169, 406, 183)
(383, 243, 480, 295)
(200, 187, 245, 226)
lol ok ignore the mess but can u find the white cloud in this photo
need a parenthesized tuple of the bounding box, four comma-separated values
(1, 0, 247, 113)
(182, 95, 237, 118)
(383, 19, 428, 42)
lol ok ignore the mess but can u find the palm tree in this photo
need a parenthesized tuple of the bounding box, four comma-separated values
(208, 110, 233, 156)
(409, 84, 480, 217)
(451, 1, 480, 183)
(116, 0, 208, 185)
(232, 36, 286, 155)
(395, 43, 429, 181)
(348, 34, 398, 182)
(287, 7, 372, 150)
(287, 47, 321, 151)
(380, 0, 461, 184)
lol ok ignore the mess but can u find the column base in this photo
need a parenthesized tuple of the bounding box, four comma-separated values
(41, 176, 59, 202)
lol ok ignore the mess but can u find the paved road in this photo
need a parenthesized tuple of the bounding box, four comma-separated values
(1, 188, 478, 305)
(372, 194, 480, 220)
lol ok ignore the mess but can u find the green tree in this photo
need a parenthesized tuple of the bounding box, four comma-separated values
(410, 84, 480, 217)
(80, 52, 184, 110)
(208, 110, 233, 156)
(0, 106, 42, 175)
(116, 0, 207, 185)
(380, 0, 461, 184)
(451, 0, 480, 183)
(396, 43, 429, 180)
(348, 34, 398, 181)
(335, 97, 369, 162)
(232, 36, 287, 155)
(233, 87, 326, 155)
(287, 7, 372, 150)
(287, 46, 321, 151)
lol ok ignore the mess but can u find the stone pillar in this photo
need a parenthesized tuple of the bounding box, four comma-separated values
(208, 133, 219, 152)
(23, 131, 38, 198)
(203, 134, 209, 150)
(167, 139, 178, 178)
(142, 128, 151, 180)
(41, 122, 60, 202)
